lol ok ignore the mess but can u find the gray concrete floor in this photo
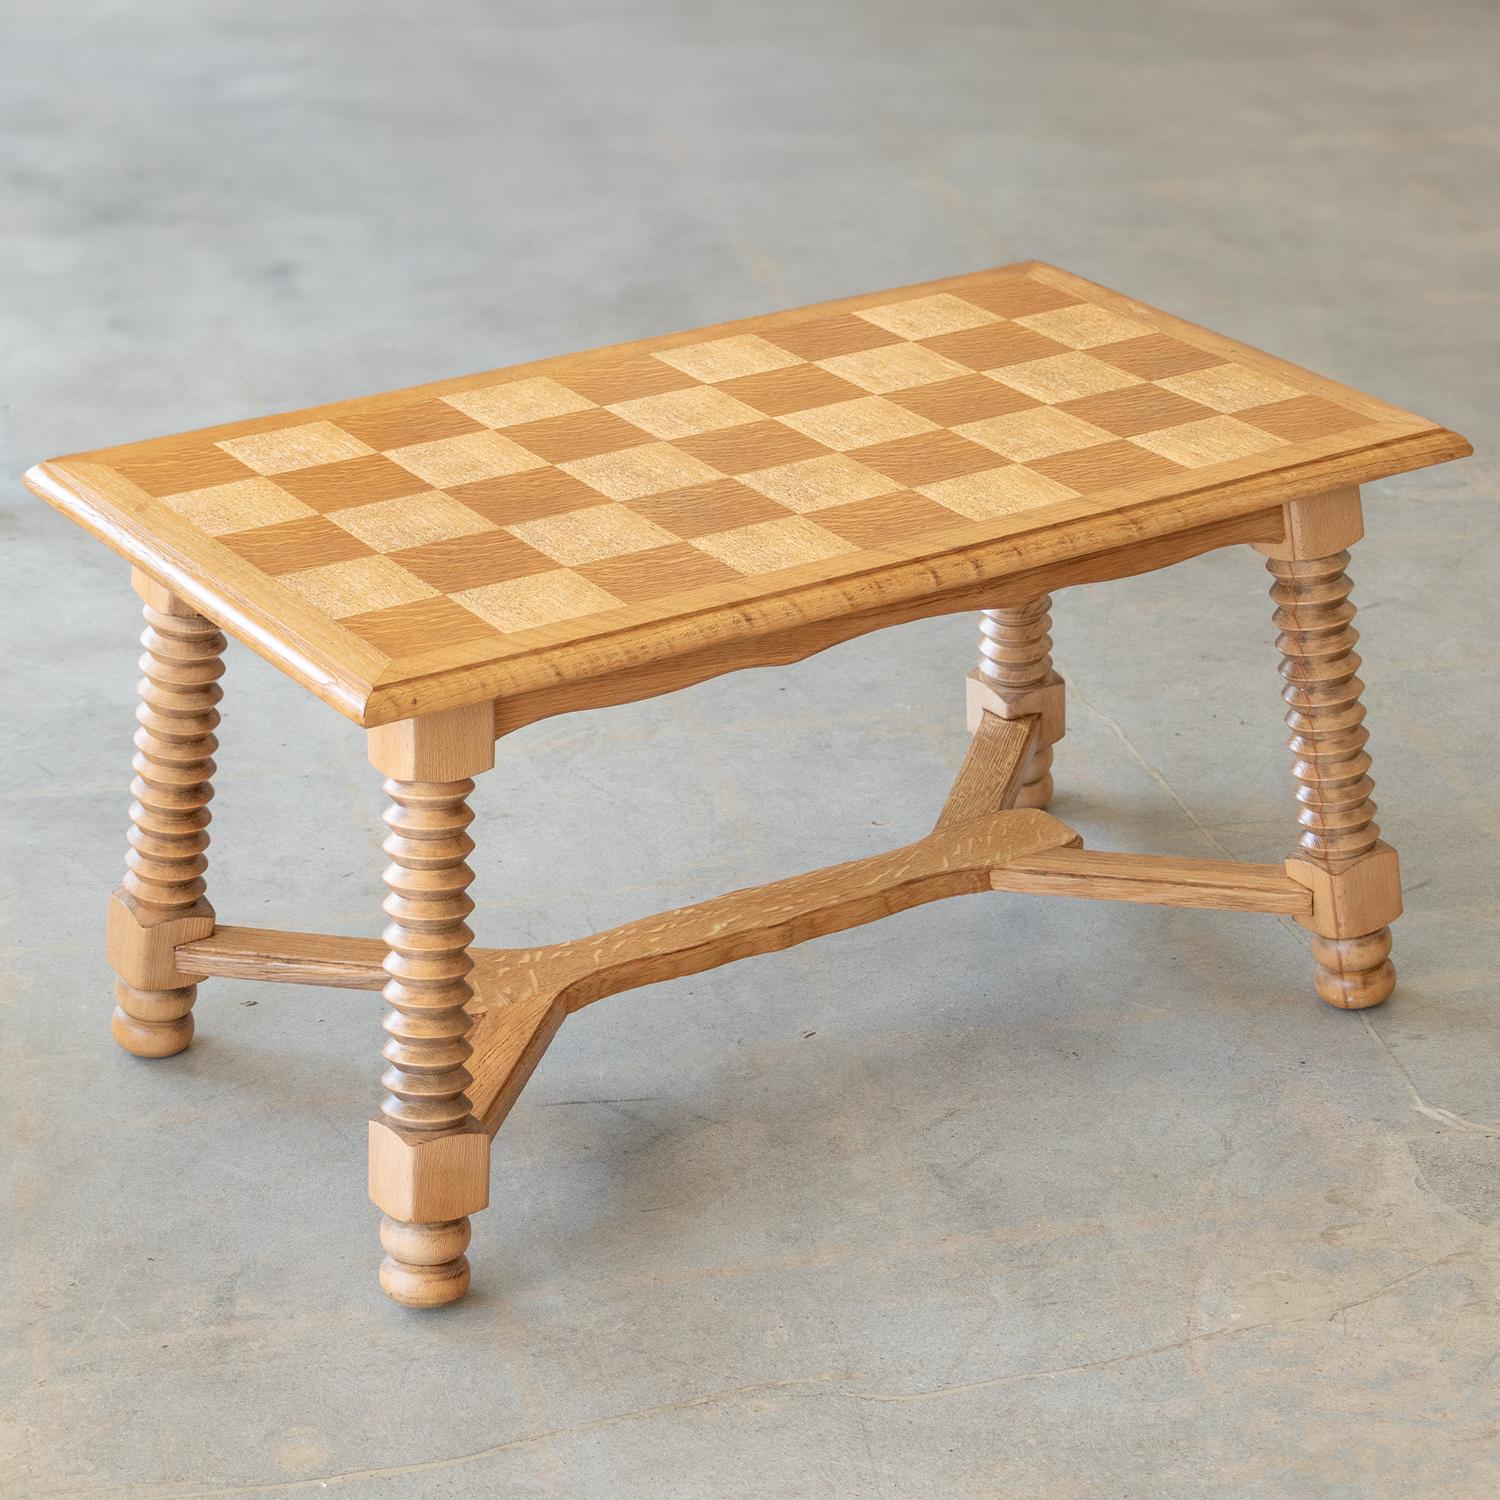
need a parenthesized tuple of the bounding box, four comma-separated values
(3, 1, 1498, 1495)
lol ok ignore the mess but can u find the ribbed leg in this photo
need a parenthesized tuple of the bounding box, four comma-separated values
(978, 598, 1056, 807)
(112, 590, 224, 1056)
(1268, 550, 1395, 1008)
(376, 776, 479, 1305)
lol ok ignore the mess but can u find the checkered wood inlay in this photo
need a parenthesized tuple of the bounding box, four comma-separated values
(33, 262, 1458, 719)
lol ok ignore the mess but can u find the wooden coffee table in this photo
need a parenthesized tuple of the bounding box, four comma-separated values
(26, 262, 1470, 1308)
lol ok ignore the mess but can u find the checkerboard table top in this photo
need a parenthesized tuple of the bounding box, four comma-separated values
(27, 262, 1468, 726)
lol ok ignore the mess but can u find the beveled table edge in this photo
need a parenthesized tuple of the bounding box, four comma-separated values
(25, 261, 1472, 728)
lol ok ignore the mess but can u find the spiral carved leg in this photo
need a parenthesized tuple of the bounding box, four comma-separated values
(377, 775, 480, 1305)
(1269, 551, 1395, 1009)
(111, 586, 225, 1057)
(978, 598, 1060, 808)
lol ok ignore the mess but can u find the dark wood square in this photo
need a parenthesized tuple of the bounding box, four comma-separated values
(762, 314, 901, 360)
(920, 323, 1068, 371)
(1029, 440, 1187, 493)
(275, 453, 431, 512)
(335, 399, 484, 451)
(341, 595, 501, 657)
(1060, 385, 1218, 437)
(576, 543, 741, 603)
(959, 277, 1084, 318)
(857, 430, 1003, 487)
(1090, 334, 1226, 380)
(812, 491, 967, 547)
(885, 374, 1039, 426)
(715, 364, 866, 416)
(673, 421, 828, 474)
(219, 515, 375, 574)
(501, 408, 656, 464)
(391, 529, 558, 592)
(1238, 395, 1372, 442)
(562, 351, 699, 404)
(447, 469, 606, 527)
(114, 445, 256, 497)
(624, 479, 790, 538)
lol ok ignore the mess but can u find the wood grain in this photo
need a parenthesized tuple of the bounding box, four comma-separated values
(976, 597, 1059, 807)
(23, 262, 1469, 727)
(177, 925, 386, 988)
(108, 579, 225, 1057)
(1268, 550, 1379, 865)
(482, 504, 1286, 739)
(934, 714, 1038, 829)
(991, 848, 1312, 913)
(371, 771, 484, 1307)
(462, 805, 1081, 1132)
(376, 777, 479, 1132)
(1268, 546, 1400, 1009)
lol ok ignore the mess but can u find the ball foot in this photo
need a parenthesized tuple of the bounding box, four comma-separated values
(1009, 745, 1054, 810)
(112, 983, 196, 1056)
(1011, 772, 1054, 810)
(1311, 928, 1395, 1010)
(379, 1216, 472, 1308)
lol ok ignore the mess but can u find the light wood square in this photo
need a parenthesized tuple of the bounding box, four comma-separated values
(561, 442, 724, 501)
(1158, 363, 1308, 412)
(738, 453, 901, 512)
(992, 353, 1143, 403)
(918, 465, 1079, 520)
(655, 335, 803, 383)
(608, 385, 764, 440)
(454, 572, 622, 633)
(217, 422, 374, 475)
(280, 554, 438, 618)
(957, 407, 1115, 462)
(507, 503, 679, 565)
(855, 294, 999, 339)
(328, 492, 497, 552)
(693, 515, 859, 575)
(777, 396, 938, 452)
(387, 430, 547, 488)
(816, 342, 971, 394)
(162, 477, 315, 536)
(1015, 304, 1156, 349)
(442, 377, 595, 428)
(1130, 415, 1289, 468)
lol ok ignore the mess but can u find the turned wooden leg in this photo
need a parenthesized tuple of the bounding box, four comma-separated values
(366, 705, 495, 1308)
(969, 598, 1065, 808)
(106, 572, 224, 1057)
(1265, 520, 1401, 1009)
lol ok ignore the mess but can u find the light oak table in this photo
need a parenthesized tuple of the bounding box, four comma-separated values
(26, 263, 1471, 1308)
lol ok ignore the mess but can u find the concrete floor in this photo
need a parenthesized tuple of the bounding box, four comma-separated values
(3, 1, 1498, 1495)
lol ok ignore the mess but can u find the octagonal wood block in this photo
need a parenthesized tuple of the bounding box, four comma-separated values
(1285, 843, 1402, 940)
(368, 1116, 490, 1223)
(966, 668, 1066, 745)
(106, 889, 215, 990)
